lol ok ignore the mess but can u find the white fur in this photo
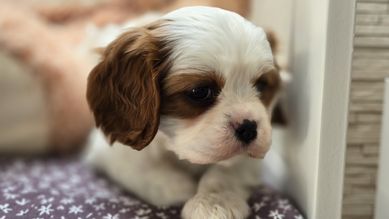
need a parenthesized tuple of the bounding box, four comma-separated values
(85, 7, 280, 219)
(163, 7, 273, 76)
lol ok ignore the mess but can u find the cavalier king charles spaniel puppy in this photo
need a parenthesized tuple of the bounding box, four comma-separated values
(85, 6, 286, 219)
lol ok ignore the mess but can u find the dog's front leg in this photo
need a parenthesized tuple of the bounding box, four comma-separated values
(182, 158, 260, 219)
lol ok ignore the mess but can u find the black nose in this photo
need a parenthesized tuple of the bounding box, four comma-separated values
(235, 119, 257, 144)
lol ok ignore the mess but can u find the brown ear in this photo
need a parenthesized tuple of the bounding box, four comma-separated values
(265, 30, 288, 126)
(271, 102, 288, 126)
(269, 68, 288, 126)
(86, 24, 171, 150)
(266, 30, 278, 54)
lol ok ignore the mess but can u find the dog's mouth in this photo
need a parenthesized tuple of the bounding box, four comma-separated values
(178, 143, 243, 164)
(247, 151, 266, 159)
(246, 142, 269, 159)
(171, 128, 269, 164)
(209, 138, 269, 162)
(185, 144, 267, 165)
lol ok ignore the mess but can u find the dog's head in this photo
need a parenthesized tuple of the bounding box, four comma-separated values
(87, 7, 286, 164)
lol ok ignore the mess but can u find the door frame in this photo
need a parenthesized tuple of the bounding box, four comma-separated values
(316, 0, 356, 218)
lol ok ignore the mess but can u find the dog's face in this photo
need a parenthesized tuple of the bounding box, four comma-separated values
(87, 7, 285, 164)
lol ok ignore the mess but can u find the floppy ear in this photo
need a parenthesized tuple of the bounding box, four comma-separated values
(266, 30, 289, 126)
(86, 24, 171, 150)
(271, 102, 288, 125)
(266, 30, 278, 54)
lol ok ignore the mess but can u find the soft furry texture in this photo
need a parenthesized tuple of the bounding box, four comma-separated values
(87, 21, 173, 149)
(85, 7, 285, 219)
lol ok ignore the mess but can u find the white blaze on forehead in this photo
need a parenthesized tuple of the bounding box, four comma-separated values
(154, 7, 276, 163)
(162, 6, 274, 78)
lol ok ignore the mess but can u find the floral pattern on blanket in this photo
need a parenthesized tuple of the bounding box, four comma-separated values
(0, 158, 304, 219)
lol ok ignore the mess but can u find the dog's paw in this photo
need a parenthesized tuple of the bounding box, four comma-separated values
(181, 192, 250, 219)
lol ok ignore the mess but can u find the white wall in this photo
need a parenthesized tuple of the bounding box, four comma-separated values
(251, 1, 327, 216)
(283, 1, 328, 217)
(250, 0, 293, 68)
(316, 0, 355, 218)
(251, 1, 354, 218)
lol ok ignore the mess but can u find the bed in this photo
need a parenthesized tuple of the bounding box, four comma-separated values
(0, 157, 304, 219)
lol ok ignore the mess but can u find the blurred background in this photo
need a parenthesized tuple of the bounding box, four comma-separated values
(0, 0, 388, 219)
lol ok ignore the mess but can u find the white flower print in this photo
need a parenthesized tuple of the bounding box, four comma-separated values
(93, 203, 105, 211)
(40, 197, 54, 204)
(119, 208, 130, 214)
(16, 198, 30, 206)
(102, 213, 119, 219)
(120, 197, 140, 206)
(3, 192, 18, 200)
(253, 202, 266, 212)
(0, 203, 12, 213)
(60, 198, 74, 205)
(134, 216, 149, 219)
(37, 204, 53, 215)
(3, 185, 16, 193)
(20, 186, 35, 194)
(156, 212, 168, 219)
(278, 199, 291, 211)
(136, 208, 152, 216)
(69, 205, 83, 214)
(50, 189, 60, 196)
(269, 210, 285, 219)
(85, 197, 96, 205)
(16, 209, 29, 216)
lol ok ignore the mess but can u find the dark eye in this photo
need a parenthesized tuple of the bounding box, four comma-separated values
(255, 78, 269, 92)
(187, 86, 216, 103)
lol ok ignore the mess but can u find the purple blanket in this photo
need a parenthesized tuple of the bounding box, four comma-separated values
(0, 157, 304, 219)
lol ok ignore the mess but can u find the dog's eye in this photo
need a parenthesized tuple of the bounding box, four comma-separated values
(187, 86, 216, 103)
(255, 78, 269, 92)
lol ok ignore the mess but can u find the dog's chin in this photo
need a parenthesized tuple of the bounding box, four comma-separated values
(173, 145, 240, 165)
(183, 152, 240, 165)
(247, 151, 266, 159)
(174, 144, 268, 165)
(247, 146, 269, 159)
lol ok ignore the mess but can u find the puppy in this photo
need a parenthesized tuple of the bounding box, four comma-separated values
(85, 6, 285, 219)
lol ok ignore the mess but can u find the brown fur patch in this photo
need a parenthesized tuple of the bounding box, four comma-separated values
(161, 72, 225, 118)
(254, 69, 281, 107)
(86, 20, 172, 150)
(271, 102, 287, 125)
(266, 31, 278, 54)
